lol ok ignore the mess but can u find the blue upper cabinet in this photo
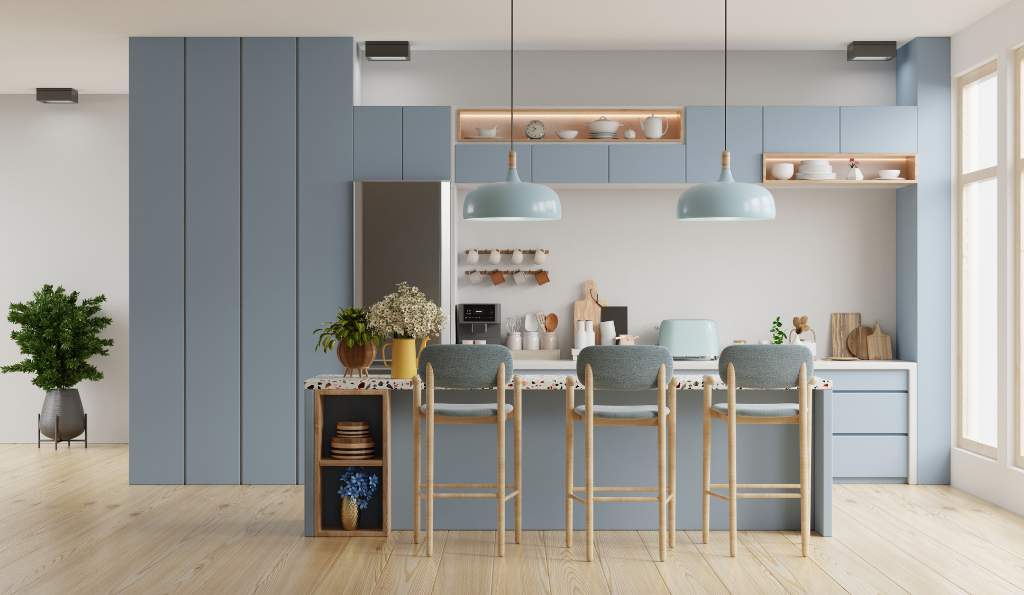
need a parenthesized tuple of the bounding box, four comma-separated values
(532, 144, 608, 183)
(354, 106, 402, 180)
(763, 107, 840, 153)
(686, 107, 763, 182)
(455, 143, 532, 182)
(840, 106, 918, 153)
(403, 106, 451, 180)
(609, 144, 685, 183)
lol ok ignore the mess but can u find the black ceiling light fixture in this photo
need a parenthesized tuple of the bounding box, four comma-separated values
(363, 41, 411, 61)
(847, 41, 897, 62)
(36, 88, 79, 104)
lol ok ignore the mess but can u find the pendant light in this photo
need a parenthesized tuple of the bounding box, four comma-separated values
(676, 0, 775, 221)
(462, 0, 561, 221)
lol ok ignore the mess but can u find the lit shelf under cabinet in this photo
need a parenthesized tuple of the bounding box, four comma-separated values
(763, 152, 918, 188)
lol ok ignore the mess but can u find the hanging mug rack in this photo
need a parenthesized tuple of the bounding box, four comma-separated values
(464, 268, 551, 286)
(463, 248, 549, 265)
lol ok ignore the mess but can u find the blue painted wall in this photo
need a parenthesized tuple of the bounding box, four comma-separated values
(897, 37, 951, 484)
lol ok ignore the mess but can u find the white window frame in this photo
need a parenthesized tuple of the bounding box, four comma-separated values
(958, 59, 999, 459)
(1016, 47, 1024, 470)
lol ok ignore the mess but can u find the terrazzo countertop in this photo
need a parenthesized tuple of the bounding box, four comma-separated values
(304, 373, 832, 391)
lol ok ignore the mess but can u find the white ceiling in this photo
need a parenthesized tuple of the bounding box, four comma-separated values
(0, 0, 1007, 93)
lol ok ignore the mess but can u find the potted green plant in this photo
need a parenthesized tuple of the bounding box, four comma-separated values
(1, 285, 113, 442)
(315, 307, 378, 377)
(366, 283, 446, 380)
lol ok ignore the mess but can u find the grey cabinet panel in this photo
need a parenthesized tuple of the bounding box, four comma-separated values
(354, 106, 402, 180)
(297, 38, 355, 485)
(241, 37, 297, 484)
(840, 106, 918, 153)
(129, 37, 186, 485)
(532, 144, 608, 183)
(833, 393, 908, 434)
(763, 107, 840, 153)
(834, 435, 908, 478)
(608, 144, 686, 183)
(403, 106, 452, 180)
(185, 37, 241, 484)
(455, 143, 531, 182)
(685, 107, 763, 182)
(824, 370, 910, 392)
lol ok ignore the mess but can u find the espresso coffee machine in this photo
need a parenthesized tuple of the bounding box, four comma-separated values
(455, 304, 502, 345)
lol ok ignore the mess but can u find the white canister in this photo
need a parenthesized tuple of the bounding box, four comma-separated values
(523, 331, 540, 351)
(584, 320, 596, 347)
(541, 331, 558, 350)
(574, 320, 588, 350)
(599, 321, 616, 345)
(506, 331, 522, 351)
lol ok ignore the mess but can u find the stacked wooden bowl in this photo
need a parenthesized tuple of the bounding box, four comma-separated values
(330, 421, 375, 460)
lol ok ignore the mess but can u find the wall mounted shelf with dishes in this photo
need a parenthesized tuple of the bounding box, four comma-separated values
(457, 108, 683, 143)
(762, 153, 917, 189)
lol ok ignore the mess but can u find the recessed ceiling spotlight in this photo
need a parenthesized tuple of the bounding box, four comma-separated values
(847, 41, 897, 62)
(363, 41, 410, 62)
(36, 88, 79, 104)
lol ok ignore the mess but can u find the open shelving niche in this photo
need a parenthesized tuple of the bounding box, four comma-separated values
(457, 107, 684, 143)
(312, 388, 391, 537)
(763, 153, 918, 189)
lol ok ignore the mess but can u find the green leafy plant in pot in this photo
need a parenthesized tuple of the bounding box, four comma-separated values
(1, 285, 113, 442)
(315, 307, 378, 377)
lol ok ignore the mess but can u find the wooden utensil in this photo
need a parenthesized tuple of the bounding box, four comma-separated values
(866, 322, 893, 360)
(829, 312, 861, 359)
(846, 326, 871, 359)
(573, 280, 606, 345)
(544, 313, 558, 332)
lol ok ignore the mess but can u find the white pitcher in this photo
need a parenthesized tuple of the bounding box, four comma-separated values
(641, 115, 669, 139)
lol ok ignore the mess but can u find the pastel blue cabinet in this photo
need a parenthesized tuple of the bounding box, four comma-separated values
(403, 106, 451, 180)
(532, 144, 608, 183)
(763, 107, 840, 153)
(685, 107, 763, 182)
(455, 143, 531, 182)
(608, 144, 685, 183)
(833, 393, 908, 434)
(354, 106, 402, 180)
(840, 106, 918, 153)
(834, 436, 909, 478)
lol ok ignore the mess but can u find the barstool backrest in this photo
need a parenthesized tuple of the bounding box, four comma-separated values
(718, 345, 813, 389)
(418, 344, 514, 389)
(576, 345, 674, 391)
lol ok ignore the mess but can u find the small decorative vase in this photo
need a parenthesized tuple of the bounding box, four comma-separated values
(337, 342, 376, 377)
(341, 497, 359, 530)
(383, 337, 429, 379)
(39, 389, 86, 441)
(847, 166, 864, 181)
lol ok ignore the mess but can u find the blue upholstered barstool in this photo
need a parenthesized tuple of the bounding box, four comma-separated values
(565, 345, 677, 562)
(702, 344, 813, 557)
(412, 344, 522, 557)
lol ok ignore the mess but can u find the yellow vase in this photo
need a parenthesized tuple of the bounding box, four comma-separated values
(383, 337, 429, 379)
(341, 497, 359, 530)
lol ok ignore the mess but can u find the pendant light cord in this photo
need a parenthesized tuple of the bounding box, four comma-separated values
(510, 0, 515, 153)
(723, 0, 728, 152)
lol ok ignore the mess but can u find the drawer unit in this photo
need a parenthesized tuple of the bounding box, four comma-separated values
(763, 106, 841, 153)
(822, 370, 909, 392)
(833, 392, 908, 434)
(834, 435, 908, 478)
(455, 143, 532, 183)
(531, 144, 609, 183)
(608, 144, 686, 183)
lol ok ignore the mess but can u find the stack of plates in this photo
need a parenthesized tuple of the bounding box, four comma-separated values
(796, 159, 837, 180)
(588, 131, 616, 139)
(330, 421, 375, 460)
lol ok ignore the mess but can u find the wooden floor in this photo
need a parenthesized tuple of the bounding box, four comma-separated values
(3, 445, 1024, 594)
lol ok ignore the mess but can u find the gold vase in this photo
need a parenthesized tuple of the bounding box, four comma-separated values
(382, 337, 429, 379)
(341, 497, 359, 531)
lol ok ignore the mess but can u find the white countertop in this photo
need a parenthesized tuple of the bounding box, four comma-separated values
(511, 358, 917, 371)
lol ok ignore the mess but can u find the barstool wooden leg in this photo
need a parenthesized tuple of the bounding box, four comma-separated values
(584, 365, 595, 562)
(497, 363, 507, 557)
(657, 366, 667, 562)
(514, 377, 523, 545)
(426, 366, 436, 557)
(565, 379, 574, 549)
(727, 363, 738, 558)
(413, 376, 422, 545)
(668, 380, 677, 549)
(702, 378, 712, 544)
(799, 364, 810, 557)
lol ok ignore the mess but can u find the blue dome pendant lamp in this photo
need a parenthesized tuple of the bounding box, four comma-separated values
(676, 0, 775, 221)
(462, 0, 561, 221)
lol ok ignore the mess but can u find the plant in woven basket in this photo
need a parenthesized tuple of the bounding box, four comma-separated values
(366, 282, 446, 340)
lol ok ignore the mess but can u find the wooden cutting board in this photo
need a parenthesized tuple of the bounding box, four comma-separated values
(866, 322, 893, 360)
(830, 312, 861, 359)
(573, 280, 606, 345)
(846, 326, 871, 359)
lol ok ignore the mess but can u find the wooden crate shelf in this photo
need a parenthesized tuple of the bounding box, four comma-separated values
(320, 457, 384, 467)
(457, 107, 683, 143)
(763, 152, 917, 187)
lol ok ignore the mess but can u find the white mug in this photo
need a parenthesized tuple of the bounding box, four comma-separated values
(513, 271, 529, 285)
(533, 250, 547, 265)
(466, 249, 479, 264)
(510, 249, 524, 264)
(488, 249, 502, 265)
(467, 270, 482, 284)
(473, 339, 487, 345)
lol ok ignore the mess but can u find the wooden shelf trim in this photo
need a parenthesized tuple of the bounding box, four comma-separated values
(320, 458, 383, 467)
(457, 106, 684, 143)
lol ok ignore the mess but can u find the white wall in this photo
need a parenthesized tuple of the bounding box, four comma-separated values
(0, 94, 128, 443)
(950, 0, 1024, 515)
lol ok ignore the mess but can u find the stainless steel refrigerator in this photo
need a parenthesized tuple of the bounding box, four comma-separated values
(353, 181, 454, 345)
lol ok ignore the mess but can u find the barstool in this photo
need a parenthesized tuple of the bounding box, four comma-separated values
(702, 344, 813, 557)
(565, 345, 677, 562)
(412, 344, 522, 557)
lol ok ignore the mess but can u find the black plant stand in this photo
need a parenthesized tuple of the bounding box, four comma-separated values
(38, 414, 88, 450)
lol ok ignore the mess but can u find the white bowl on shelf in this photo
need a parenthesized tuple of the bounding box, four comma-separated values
(878, 169, 901, 179)
(770, 163, 795, 180)
(557, 130, 578, 139)
(588, 117, 621, 134)
(476, 127, 498, 138)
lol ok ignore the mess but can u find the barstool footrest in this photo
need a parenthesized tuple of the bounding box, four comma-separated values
(709, 483, 800, 489)
(571, 485, 659, 493)
(705, 489, 802, 500)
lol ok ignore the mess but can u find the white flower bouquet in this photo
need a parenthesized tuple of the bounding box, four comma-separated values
(366, 282, 446, 340)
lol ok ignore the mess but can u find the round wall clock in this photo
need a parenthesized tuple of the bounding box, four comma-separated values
(524, 119, 545, 140)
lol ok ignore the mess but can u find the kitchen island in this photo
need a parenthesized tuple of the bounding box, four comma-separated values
(305, 372, 834, 536)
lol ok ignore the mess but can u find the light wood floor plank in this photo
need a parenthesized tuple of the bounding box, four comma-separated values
(779, 531, 908, 594)
(638, 530, 727, 594)
(492, 530, 551, 595)
(595, 531, 670, 594)
(743, 531, 846, 594)
(314, 532, 397, 594)
(431, 531, 494, 595)
(372, 530, 448, 595)
(542, 530, 611, 595)
(684, 530, 787, 594)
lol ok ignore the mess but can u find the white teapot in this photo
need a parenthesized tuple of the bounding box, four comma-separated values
(641, 115, 669, 139)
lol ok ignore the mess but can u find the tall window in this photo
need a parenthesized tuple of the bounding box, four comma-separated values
(959, 61, 999, 458)
(1017, 47, 1024, 469)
